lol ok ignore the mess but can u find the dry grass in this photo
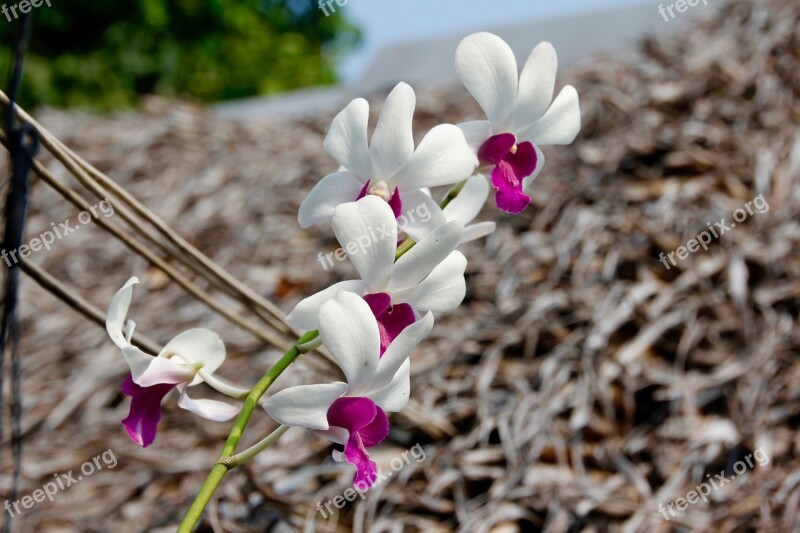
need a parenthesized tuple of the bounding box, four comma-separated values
(1, 0, 799, 531)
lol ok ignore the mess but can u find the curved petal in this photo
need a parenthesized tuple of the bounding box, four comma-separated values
(389, 221, 463, 292)
(159, 328, 226, 386)
(316, 426, 350, 445)
(396, 189, 447, 243)
(391, 252, 467, 313)
(327, 396, 377, 432)
(106, 277, 139, 349)
(455, 32, 519, 131)
(324, 98, 372, 179)
(518, 85, 581, 146)
(461, 221, 496, 243)
(369, 311, 433, 393)
(176, 385, 239, 421)
(123, 346, 195, 387)
(332, 196, 397, 293)
(392, 124, 478, 190)
(120, 375, 175, 448)
(298, 171, 365, 229)
(370, 82, 416, 179)
(458, 120, 492, 152)
(443, 175, 490, 225)
(263, 382, 348, 430)
(285, 279, 366, 331)
(345, 432, 379, 490)
(369, 359, 411, 413)
(513, 41, 558, 132)
(319, 292, 380, 394)
(522, 145, 546, 191)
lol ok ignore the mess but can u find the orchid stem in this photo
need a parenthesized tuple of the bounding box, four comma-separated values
(395, 179, 469, 260)
(197, 369, 251, 400)
(177, 330, 319, 533)
(226, 425, 289, 468)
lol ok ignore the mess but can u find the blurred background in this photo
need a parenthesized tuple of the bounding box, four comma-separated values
(1, 0, 799, 532)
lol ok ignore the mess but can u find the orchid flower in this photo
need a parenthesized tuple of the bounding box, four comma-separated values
(455, 32, 581, 214)
(298, 82, 478, 228)
(400, 175, 496, 245)
(264, 291, 433, 489)
(288, 196, 465, 354)
(107, 277, 239, 447)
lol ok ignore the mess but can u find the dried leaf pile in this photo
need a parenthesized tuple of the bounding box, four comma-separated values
(1, 0, 799, 531)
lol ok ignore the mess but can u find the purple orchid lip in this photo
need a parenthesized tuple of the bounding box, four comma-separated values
(356, 180, 403, 218)
(478, 134, 538, 214)
(327, 396, 389, 490)
(362, 293, 415, 356)
(120, 374, 176, 448)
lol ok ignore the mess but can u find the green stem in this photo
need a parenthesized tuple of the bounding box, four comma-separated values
(228, 425, 289, 468)
(177, 330, 319, 533)
(395, 179, 469, 260)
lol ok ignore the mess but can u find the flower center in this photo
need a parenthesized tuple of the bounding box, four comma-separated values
(367, 180, 392, 201)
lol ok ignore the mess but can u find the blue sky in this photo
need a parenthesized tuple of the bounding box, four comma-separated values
(337, 0, 652, 81)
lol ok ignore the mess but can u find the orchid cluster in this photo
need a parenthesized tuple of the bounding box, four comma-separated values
(107, 33, 580, 496)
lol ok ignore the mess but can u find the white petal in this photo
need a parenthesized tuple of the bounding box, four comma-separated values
(319, 292, 380, 394)
(368, 312, 433, 393)
(176, 385, 239, 421)
(443, 175, 490, 225)
(159, 328, 226, 386)
(461, 221, 496, 243)
(316, 426, 350, 446)
(370, 82, 416, 179)
(455, 32, 519, 131)
(369, 359, 411, 413)
(392, 252, 467, 313)
(298, 171, 364, 229)
(285, 279, 366, 331)
(518, 85, 581, 146)
(331, 196, 396, 293)
(458, 120, 492, 152)
(512, 41, 558, 132)
(389, 221, 463, 292)
(396, 190, 447, 243)
(522, 145, 546, 191)
(392, 124, 478, 190)
(124, 346, 195, 387)
(106, 277, 139, 349)
(324, 98, 372, 179)
(263, 382, 348, 430)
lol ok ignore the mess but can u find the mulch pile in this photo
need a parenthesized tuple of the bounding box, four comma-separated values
(1, 0, 798, 531)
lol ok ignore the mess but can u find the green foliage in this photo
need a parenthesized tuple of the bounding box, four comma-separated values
(0, 0, 360, 108)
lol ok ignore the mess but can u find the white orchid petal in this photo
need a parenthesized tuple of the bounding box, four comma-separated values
(370, 82, 416, 179)
(519, 85, 581, 146)
(319, 292, 380, 395)
(461, 221, 496, 243)
(369, 312, 433, 393)
(392, 252, 467, 313)
(522, 145, 546, 190)
(389, 221, 463, 292)
(332, 196, 396, 293)
(316, 426, 350, 446)
(455, 32, 518, 131)
(392, 124, 478, 190)
(106, 277, 139, 349)
(369, 359, 411, 413)
(158, 328, 226, 386)
(263, 382, 348, 430)
(124, 346, 195, 387)
(285, 280, 366, 331)
(176, 385, 239, 421)
(513, 41, 558, 132)
(397, 190, 447, 243)
(324, 98, 372, 179)
(443, 175, 490, 225)
(298, 171, 364, 229)
(458, 120, 492, 152)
